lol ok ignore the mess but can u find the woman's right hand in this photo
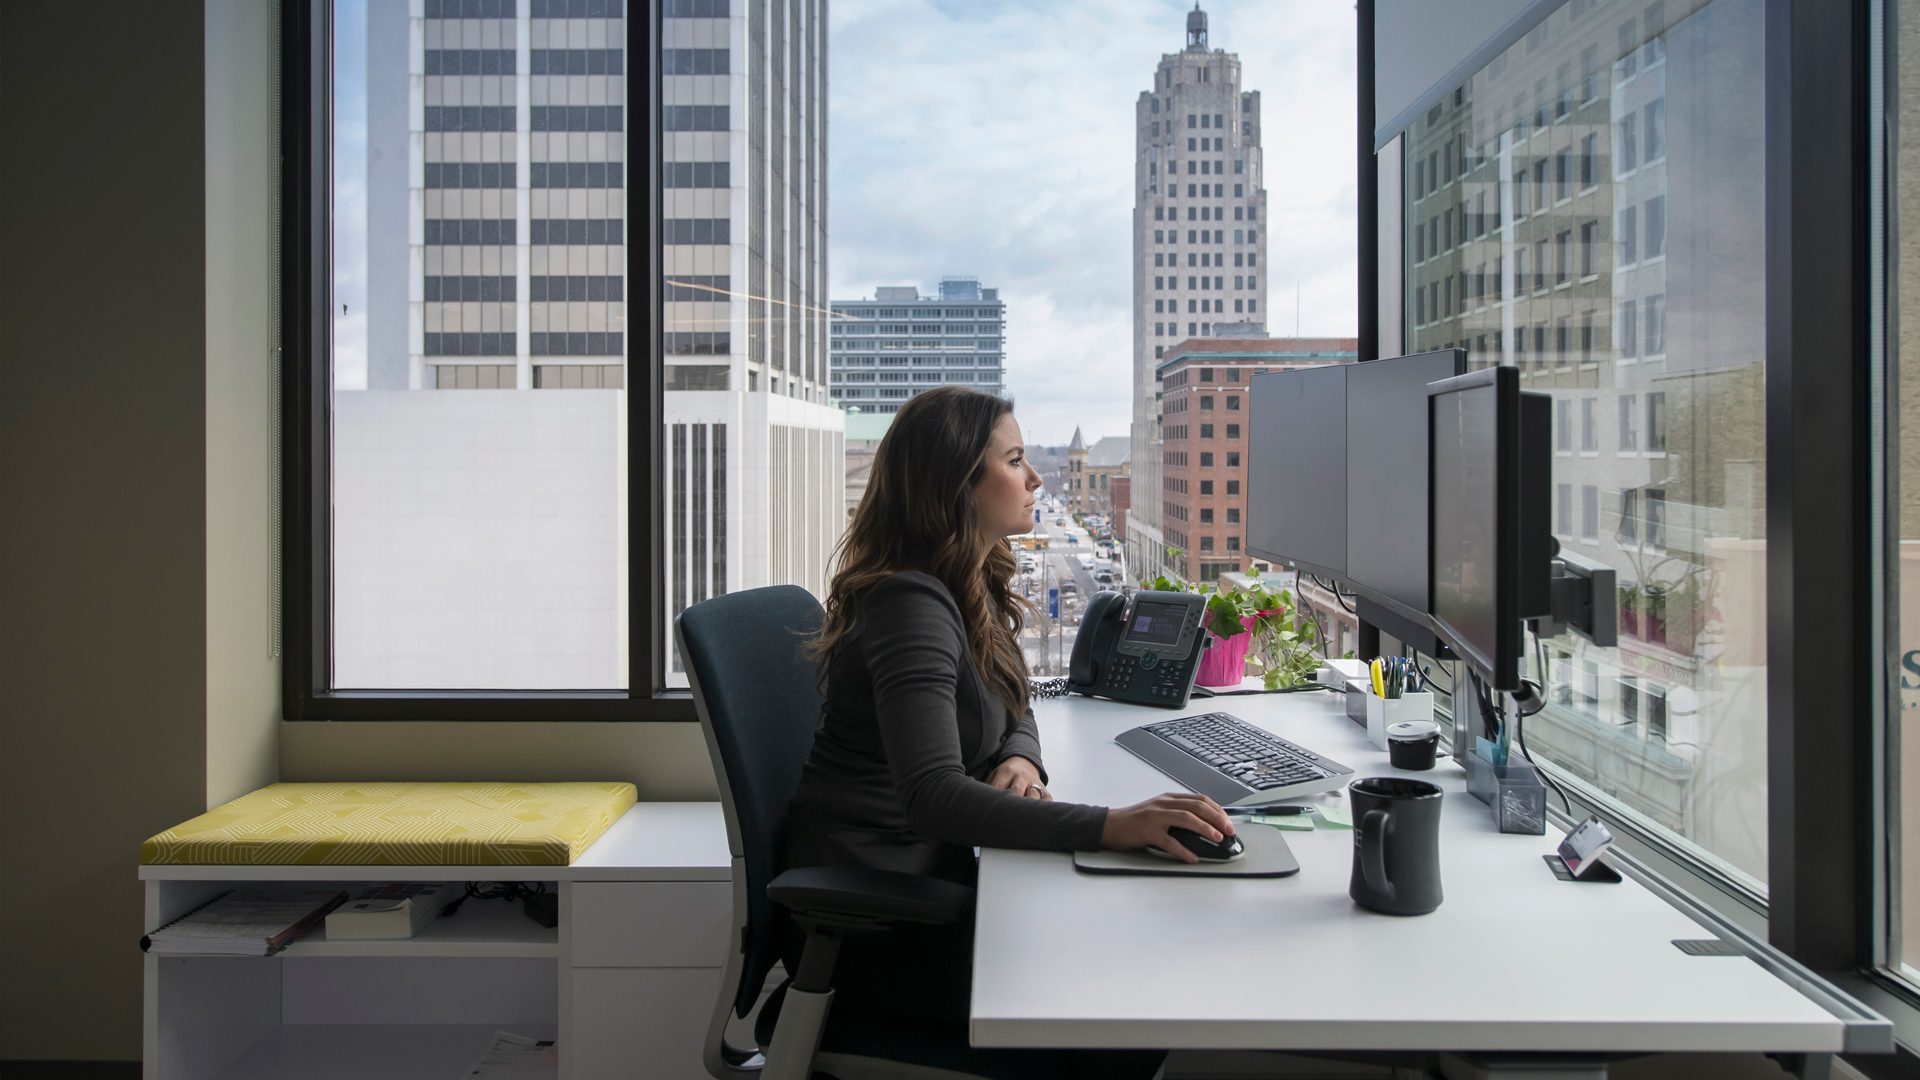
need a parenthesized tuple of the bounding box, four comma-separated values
(1099, 793, 1235, 865)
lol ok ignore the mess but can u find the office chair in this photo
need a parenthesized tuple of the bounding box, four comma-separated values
(677, 586, 1085, 1080)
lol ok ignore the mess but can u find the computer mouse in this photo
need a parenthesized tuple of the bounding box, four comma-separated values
(1146, 826, 1245, 863)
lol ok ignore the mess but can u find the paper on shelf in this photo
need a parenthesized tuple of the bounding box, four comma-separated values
(464, 1030, 557, 1079)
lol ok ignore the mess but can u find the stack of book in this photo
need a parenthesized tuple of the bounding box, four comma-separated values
(140, 888, 347, 956)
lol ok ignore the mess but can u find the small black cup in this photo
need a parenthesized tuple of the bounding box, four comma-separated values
(1348, 777, 1445, 916)
(1386, 719, 1440, 770)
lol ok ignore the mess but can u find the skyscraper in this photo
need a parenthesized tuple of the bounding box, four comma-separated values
(1128, 3, 1268, 581)
(827, 278, 1007, 414)
(364, 0, 843, 685)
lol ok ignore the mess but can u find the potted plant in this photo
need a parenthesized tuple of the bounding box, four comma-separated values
(1140, 570, 1326, 689)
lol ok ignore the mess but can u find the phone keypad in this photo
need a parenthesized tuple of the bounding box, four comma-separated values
(1102, 654, 1189, 701)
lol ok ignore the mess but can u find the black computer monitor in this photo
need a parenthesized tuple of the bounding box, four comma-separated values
(1246, 364, 1348, 580)
(1344, 349, 1467, 655)
(1427, 366, 1528, 691)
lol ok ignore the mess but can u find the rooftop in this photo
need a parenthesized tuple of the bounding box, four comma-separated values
(1156, 336, 1360, 376)
(1087, 436, 1131, 469)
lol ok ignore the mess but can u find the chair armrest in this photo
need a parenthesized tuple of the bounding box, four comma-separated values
(769, 866, 974, 926)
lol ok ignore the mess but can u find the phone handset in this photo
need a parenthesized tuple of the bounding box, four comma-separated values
(1068, 591, 1128, 691)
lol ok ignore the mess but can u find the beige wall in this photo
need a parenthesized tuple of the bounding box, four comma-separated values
(279, 723, 719, 802)
(205, 0, 282, 810)
(0, 3, 212, 1062)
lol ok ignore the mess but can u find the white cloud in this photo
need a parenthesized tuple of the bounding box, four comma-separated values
(829, 0, 1357, 446)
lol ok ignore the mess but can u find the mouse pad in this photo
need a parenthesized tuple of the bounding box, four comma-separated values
(1072, 825, 1300, 877)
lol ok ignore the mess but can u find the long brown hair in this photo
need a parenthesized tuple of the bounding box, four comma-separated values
(807, 386, 1037, 717)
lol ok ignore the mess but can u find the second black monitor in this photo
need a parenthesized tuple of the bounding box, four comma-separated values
(1344, 348, 1467, 641)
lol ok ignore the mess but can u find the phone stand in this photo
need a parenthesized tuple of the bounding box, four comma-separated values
(1541, 853, 1622, 883)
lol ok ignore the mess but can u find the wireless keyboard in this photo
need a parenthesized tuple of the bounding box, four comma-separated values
(1114, 711, 1356, 807)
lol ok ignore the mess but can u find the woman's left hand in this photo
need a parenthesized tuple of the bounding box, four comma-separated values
(987, 755, 1051, 800)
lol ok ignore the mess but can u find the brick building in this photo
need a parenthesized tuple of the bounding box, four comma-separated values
(1157, 336, 1357, 583)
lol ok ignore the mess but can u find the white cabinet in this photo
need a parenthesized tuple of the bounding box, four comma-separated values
(141, 803, 731, 1080)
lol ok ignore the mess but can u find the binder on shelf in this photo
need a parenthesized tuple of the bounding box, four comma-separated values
(140, 888, 348, 956)
(325, 881, 461, 940)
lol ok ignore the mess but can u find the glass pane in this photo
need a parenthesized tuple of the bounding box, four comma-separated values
(1405, 0, 1768, 889)
(654, 3, 1355, 682)
(331, 1, 630, 690)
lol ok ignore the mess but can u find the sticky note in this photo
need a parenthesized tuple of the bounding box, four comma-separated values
(1315, 799, 1353, 829)
(1250, 814, 1314, 831)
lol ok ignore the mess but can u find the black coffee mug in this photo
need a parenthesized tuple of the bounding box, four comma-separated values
(1348, 777, 1445, 916)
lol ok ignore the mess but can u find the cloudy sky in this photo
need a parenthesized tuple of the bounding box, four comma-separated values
(332, 1, 1359, 446)
(828, 0, 1358, 447)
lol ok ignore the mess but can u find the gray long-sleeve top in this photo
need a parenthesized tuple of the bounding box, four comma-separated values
(784, 570, 1109, 884)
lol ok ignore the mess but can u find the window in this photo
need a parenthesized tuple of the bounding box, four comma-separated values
(1226, 480, 1240, 495)
(1617, 489, 1640, 543)
(1200, 480, 1214, 495)
(1645, 294, 1667, 354)
(1397, 0, 1766, 883)
(1617, 113, 1639, 174)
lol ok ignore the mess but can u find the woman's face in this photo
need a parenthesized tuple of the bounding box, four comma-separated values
(975, 413, 1043, 541)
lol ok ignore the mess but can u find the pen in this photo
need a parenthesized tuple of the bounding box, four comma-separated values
(1225, 805, 1312, 816)
(1371, 659, 1384, 698)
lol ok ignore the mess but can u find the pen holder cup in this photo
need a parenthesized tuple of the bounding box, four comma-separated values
(1365, 691, 1434, 752)
(1465, 749, 1548, 835)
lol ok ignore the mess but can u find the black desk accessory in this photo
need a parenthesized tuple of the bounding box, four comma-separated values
(1541, 853, 1622, 883)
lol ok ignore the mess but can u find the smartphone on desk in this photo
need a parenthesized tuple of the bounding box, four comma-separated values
(1066, 590, 1209, 707)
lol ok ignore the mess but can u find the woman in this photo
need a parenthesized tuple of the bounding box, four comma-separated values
(785, 385, 1233, 1048)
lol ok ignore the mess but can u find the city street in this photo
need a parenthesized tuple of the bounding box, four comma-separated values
(1014, 504, 1125, 676)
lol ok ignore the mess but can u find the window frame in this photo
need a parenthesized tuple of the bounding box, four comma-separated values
(280, 0, 692, 722)
(1361, 0, 1896, 1060)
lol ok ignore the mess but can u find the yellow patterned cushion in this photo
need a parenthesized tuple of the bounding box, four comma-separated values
(141, 782, 638, 866)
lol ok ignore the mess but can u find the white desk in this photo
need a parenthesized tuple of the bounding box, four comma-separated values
(971, 688, 1884, 1057)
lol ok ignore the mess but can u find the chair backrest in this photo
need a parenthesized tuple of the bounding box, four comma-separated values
(676, 585, 825, 1019)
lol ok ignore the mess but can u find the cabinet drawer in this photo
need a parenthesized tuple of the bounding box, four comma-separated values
(570, 881, 730, 968)
(567, 967, 720, 1080)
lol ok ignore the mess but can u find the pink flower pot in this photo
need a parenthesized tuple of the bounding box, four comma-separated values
(1194, 616, 1257, 687)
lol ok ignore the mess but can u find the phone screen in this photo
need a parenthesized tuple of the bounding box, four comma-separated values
(1125, 601, 1186, 645)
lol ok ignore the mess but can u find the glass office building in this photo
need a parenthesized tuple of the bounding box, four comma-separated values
(827, 278, 1007, 414)
(355, 0, 842, 688)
